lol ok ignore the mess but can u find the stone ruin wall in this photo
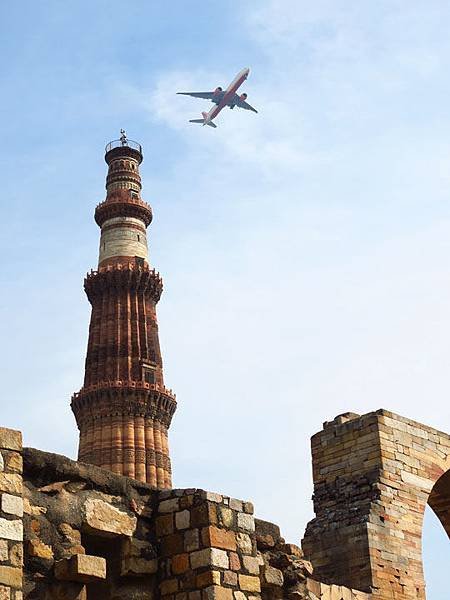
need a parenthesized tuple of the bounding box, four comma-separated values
(0, 408, 448, 598)
(303, 409, 450, 599)
(0, 427, 369, 600)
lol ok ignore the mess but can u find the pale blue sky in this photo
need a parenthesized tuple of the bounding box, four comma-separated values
(1, 1, 450, 596)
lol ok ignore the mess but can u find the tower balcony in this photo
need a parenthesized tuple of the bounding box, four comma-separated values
(84, 262, 163, 303)
(105, 138, 142, 154)
(71, 380, 177, 427)
(105, 138, 143, 165)
(95, 190, 152, 227)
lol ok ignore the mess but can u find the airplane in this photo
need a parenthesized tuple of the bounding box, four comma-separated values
(177, 67, 257, 128)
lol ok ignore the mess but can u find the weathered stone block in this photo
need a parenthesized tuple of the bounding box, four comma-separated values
(0, 566, 21, 589)
(229, 499, 243, 512)
(255, 519, 281, 549)
(237, 513, 254, 533)
(203, 586, 233, 600)
(175, 510, 190, 530)
(236, 533, 252, 555)
(157, 514, 174, 536)
(205, 492, 223, 504)
(242, 556, 260, 575)
(27, 539, 53, 560)
(172, 553, 190, 574)
(55, 554, 106, 583)
(0, 586, 9, 600)
(0, 430, 21, 452)
(1, 495, 23, 518)
(8, 545, 21, 568)
(196, 570, 221, 588)
(0, 476, 21, 496)
(223, 570, 238, 586)
(201, 526, 236, 551)
(238, 575, 261, 592)
(4, 455, 21, 475)
(218, 507, 233, 528)
(400, 470, 433, 492)
(159, 498, 180, 513)
(229, 552, 241, 571)
(0, 519, 22, 542)
(83, 498, 136, 537)
(191, 548, 229, 570)
(263, 566, 283, 587)
(185, 528, 199, 552)
(243, 502, 253, 515)
(0, 541, 7, 562)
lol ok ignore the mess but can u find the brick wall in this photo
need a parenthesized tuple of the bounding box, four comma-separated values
(303, 410, 450, 599)
(156, 489, 261, 600)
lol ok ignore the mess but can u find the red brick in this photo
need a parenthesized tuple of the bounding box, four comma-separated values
(172, 553, 190, 575)
(201, 527, 236, 551)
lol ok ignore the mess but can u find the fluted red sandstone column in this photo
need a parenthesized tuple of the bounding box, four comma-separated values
(71, 134, 176, 487)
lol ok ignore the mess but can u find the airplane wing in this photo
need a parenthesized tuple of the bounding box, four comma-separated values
(239, 100, 258, 113)
(230, 93, 258, 113)
(177, 91, 216, 100)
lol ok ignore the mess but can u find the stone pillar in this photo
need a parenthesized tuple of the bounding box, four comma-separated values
(0, 427, 23, 599)
(302, 409, 450, 599)
(156, 489, 262, 600)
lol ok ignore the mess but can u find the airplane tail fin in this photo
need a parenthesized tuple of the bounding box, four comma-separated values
(189, 113, 217, 128)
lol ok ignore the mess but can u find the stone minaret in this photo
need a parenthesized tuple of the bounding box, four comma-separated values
(71, 133, 176, 488)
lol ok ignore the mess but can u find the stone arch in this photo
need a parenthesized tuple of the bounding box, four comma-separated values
(427, 467, 450, 538)
(302, 410, 450, 599)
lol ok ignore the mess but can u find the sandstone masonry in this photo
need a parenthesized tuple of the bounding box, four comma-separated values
(2, 409, 447, 598)
(302, 410, 450, 599)
(15, 432, 370, 599)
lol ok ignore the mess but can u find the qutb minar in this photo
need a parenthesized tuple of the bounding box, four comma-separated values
(71, 132, 176, 488)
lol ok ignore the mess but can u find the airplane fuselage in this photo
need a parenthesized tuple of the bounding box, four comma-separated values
(204, 67, 250, 124)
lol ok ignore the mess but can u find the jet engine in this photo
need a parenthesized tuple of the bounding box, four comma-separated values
(240, 93, 248, 101)
(213, 87, 223, 95)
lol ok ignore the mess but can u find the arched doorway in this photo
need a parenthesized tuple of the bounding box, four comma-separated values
(423, 505, 450, 599)
(423, 468, 450, 598)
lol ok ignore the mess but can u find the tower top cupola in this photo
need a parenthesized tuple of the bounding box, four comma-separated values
(104, 130, 144, 195)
